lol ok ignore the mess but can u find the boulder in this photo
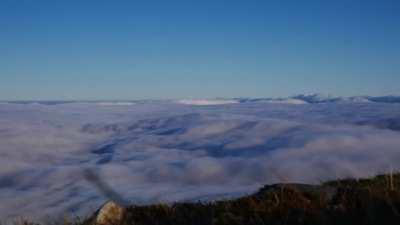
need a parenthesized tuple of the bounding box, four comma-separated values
(94, 201, 125, 225)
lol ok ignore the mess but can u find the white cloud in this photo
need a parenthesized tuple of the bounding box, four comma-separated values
(0, 101, 400, 222)
(96, 102, 136, 106)
(176, 99, 239, 105)
(265, 98, 308, 105)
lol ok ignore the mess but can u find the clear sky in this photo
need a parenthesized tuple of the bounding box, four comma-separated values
(1, 0, 399, 100)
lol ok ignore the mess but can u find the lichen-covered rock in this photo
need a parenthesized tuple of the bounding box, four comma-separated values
(95, 201, 125, 225)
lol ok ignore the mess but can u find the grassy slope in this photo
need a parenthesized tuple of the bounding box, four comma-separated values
(119, 173, 400, 225)
(12, 173, 400, 225)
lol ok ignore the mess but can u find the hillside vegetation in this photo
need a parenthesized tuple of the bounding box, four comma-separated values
(12, 173, 400, 225)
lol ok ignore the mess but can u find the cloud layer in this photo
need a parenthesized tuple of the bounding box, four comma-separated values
(0, 100, 400, 222)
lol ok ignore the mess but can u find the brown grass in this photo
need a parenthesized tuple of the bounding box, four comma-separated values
(6, 173, 400, 225)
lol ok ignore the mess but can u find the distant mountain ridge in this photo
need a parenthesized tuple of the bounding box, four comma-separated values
(2, 94, 400, 105)
(237, 94, 400, 104)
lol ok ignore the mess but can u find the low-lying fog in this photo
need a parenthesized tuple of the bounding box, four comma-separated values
(0, 98, 399, 221)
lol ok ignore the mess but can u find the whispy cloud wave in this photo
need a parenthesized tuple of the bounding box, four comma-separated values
(0, 99, 399, 221)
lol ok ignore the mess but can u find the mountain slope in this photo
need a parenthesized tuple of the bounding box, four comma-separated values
(84, 173, 400, 225)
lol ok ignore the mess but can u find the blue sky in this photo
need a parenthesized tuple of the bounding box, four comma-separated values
(1, 0, 399, 100)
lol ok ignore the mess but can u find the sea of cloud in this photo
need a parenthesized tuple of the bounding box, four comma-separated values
(0, 100, 400, 222)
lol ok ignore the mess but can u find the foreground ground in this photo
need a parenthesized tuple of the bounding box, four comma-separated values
(14, 173, 400, 225)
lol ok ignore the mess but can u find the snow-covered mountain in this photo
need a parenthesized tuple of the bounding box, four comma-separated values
(291, 94, 400, 104)
(178, 94, 399, 105)
(1, 94, 399, 106)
